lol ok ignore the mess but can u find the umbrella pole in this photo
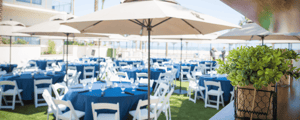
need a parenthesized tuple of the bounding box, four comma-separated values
(147, 18, 151, 120)
(63, 39, 65, 61)
(9, 36, 12, 72)
(99, 39, 101, 80)
(261, 36, 265, 45)
(66, 33, 70, 86)
(174, 38, 187, 94)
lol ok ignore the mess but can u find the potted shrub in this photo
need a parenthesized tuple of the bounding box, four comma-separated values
(216, 45, 300, 119)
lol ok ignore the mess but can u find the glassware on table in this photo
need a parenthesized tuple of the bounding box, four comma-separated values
(101, 85, 106, 92)
(88, 83, 93, 92)
(44, 71, 47, 76)
(52, 71, 55, 75)
(31, 72, 34, 77)
(18, 71, 22, 76)
(132, 84, 136, 91)
(82, 81, 87, 89)
(121, 85, 125, 94)
(130, 78, 134, 84)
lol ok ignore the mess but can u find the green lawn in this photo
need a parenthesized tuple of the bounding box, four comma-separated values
(0, 81, 223, 120)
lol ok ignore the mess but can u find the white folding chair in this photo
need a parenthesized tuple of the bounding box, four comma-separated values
(230, 88, 234, 102)
(165, 65, 173, 73)
(204, 62, 213, 74)
(192, 66, 203, 79)
(42, 89, 67, 120)
(187, 74, 205, 103)
(67, 66, 77, 78)
(154, 73, 172, 93)
(52, 98, 85, 120)
(0, 81, 24, 110)
(51, 82, 68, 100)
(180, 66, 191, 82)
(204, 80, 224, 110)
(34, 79, 52, 108)
(207, 70, 217, 75)
(136, 73, 148, 81)
(150, 88, 174, 120)
(119, 62, 128, 67)
(80, 78, 97, 84)
(151, 83, 169, 101)
(91, 102, 120, 120)
(25, 61, 38, 71)
(132, 62, 141, 68)
(157, 60, 164, 66)
(170, 68, 178, 88)
(116, 72, 130, 82)
(84, 66, 95, 79)
(46, 61, 56, 71)
(68, 71, 81, 86)
(129, 98, 159, 120)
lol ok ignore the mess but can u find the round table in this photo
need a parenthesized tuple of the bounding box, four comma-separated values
(114, 60, 144, 66)
(0, 64, 18, 73)
(119, 67, 165, 81)
(30, 59, 63, 70)
(0, 71, 65, 100)
(198, 74, 233, 102)
(62, 82, 151, 120)
(61, 63, 101, 80)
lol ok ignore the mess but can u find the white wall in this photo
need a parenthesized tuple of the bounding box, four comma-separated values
(0, 45, 41, 65)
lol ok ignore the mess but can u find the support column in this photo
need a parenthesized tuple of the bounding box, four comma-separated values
(165, 42, 168, 58)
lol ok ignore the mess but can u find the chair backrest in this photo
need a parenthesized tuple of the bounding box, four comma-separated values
(181, 66, 191, 73)
(0, 81, 18, 91)
(51, 82, 68, 100)
(157, 60, 164, 64)
(205, 62, 213, 68)
(133, 98, 159, 120)
(116, 72, 129, 81)
(158, 72, 172, 81)
(156, 88, 174, 118)
(42, 89, 61, 116)
(132, 62, 141, 67)
(153, 83, 169, 98)
(28, 61, 37, 67)
(34, 79, 52, 92)
(91, 102, 120, 120)
(204, 80, 222, 91)
(136, 73, 148, 81)
(52, 98, 79, 120)
(83, 66, 95, 79)
(165, 65, 173, 71)
(46, 61, 55, 68)
(207, 70, 217, 74)
(119, 62, 128, 67)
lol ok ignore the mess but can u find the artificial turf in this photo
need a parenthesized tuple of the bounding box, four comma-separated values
(0, 81, 223, 120)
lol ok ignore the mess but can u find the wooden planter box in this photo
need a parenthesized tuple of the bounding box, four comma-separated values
(234, 84, 277, 120)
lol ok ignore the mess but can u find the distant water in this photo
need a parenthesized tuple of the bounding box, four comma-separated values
(106, 41, 296, 51)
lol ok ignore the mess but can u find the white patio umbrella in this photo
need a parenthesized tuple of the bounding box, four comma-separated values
(61, 0, 240, 118)
(218, 22, 300, 45)
(17, 14, 107, 86)
(0, 20, 30, 72)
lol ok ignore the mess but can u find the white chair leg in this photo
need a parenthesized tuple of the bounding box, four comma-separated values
(165, 110, 168, 120)
(17, 92, 24, 106)
(2, 95, 8, 105)
(34, 91, 37, 108)
(12, 94, 16, 110)
(0, 93, 2, 108)
(205, 94, 208, 108)
(47, 112, 49, 120)
(168, 105, 172, 120)
(221, 94, 224, 107)
(194, 90, 198, 103)
(216, 95, 220, 110)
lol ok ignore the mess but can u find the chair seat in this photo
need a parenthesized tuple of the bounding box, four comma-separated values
(97, 113, 117, 120)
(129, 109, 155, 119)
(194, 72, 202, 76)
(58, 110, 85, 120)
(207, 90, 224, 96)
(150, 103, 169, 111)
(48, 104, 67, 113)
(189, 85, 205, 91)
(35, 88, 49, 94)
(2, 89, 23, 95)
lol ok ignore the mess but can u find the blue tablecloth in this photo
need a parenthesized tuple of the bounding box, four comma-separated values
(0, 64, 18, 73)
(119, 68, 165, 81)
(30, 60, 63, 70)
(79, 57, 106, 62)
(61, 63, 101, 80)
(0, 71, 65, 100)
(198, 74, 233, 102)
(151, 58, 170, 63)
(62, 82, 151, 120)
(114, 60, 145, 66)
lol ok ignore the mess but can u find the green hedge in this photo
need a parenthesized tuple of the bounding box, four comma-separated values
(107, 48, 116, 58)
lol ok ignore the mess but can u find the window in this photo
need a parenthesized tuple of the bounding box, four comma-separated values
(16, 0, 42, 5)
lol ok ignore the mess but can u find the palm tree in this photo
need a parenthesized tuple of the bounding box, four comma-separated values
(94, 0, 98, 11)
(101, 0, 105, 10)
